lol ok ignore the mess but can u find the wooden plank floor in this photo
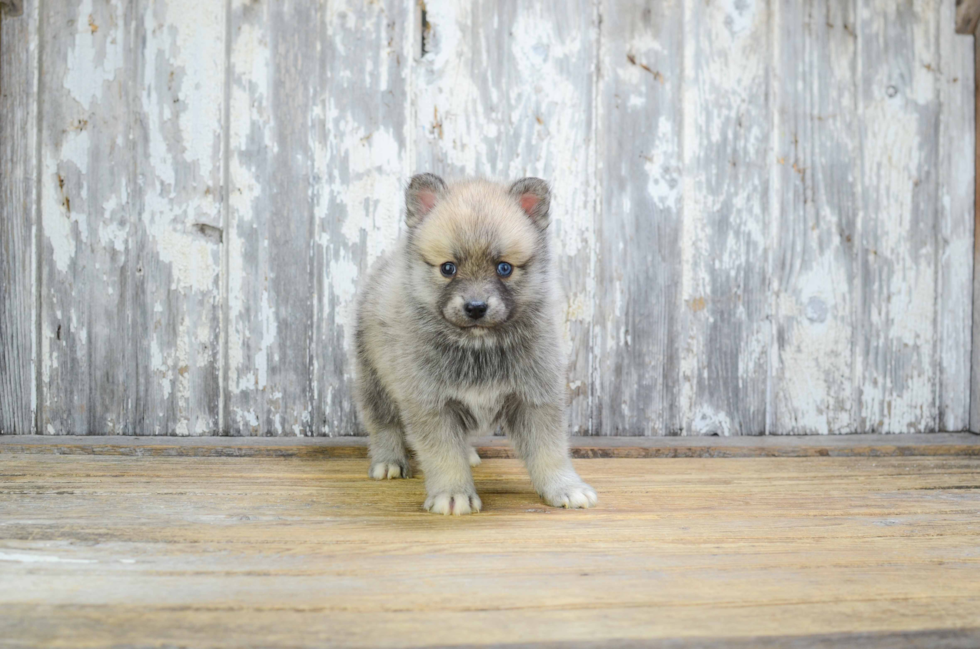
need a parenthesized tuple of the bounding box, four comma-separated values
(1, 446, 979, 647)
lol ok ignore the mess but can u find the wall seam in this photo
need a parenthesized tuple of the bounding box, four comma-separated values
(765, 0, 779, 436)
(851, 0, 865, 433)
(588, 0, 601, 436)
(219, 0, 232, 435)
(33, 0, 44, 436)
(934, 0, 947, 433)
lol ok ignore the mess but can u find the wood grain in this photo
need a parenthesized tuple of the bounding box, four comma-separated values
(413, 0, 597, 433)
(38, 0, 224, 434)
(1, 452, 978, 647)
(939, 0, 976, 432)
(2, 433, 977, 459)
(311, 0, 413, 436)
(677, 0, 770, 435)
(593, 0, 682, 436)
(0, 0, 37, 434)
(771, 0, 860, 434)
(856, 0, 942, 433)
(225, 0, 320, 435)
(2, 1, 977, 436)
(226, 0, 413, 436)
(973, 24, 980, 434)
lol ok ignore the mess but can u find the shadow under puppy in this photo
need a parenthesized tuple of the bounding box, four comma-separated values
(354, 174, 597, 515)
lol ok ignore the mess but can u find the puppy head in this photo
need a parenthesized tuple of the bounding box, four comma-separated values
(405, 175, 552, 335)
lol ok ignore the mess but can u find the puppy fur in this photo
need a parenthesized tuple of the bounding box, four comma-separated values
(353, 175, 597, 515)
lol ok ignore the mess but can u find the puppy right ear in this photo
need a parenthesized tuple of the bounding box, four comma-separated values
(405, 173, 446, 228)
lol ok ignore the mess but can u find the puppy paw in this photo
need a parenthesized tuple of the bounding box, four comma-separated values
(542, 481, 598, 509)
(369, 460, 411, 480)
(468, 447, 482, 467)
(424, 491, 482, 516)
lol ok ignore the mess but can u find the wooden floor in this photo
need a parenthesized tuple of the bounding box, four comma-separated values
(1, 438, 980, 648)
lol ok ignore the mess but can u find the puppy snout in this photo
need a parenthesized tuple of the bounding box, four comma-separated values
(464, 300, 488, 320)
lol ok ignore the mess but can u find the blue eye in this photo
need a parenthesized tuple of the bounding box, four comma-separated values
(440, 262, 457, 277)
(496, 262, 513, 277)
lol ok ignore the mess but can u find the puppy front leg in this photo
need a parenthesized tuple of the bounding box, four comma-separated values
(504, 398, 597, 509)
(404, 406, 481, 516)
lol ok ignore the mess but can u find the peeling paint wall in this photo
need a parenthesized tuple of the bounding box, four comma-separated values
(0, 0, 974, 436)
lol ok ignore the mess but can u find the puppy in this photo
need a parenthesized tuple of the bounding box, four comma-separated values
(353, 174, 597, 515)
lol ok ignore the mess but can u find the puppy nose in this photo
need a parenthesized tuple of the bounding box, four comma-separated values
(464, 300, 488, 320)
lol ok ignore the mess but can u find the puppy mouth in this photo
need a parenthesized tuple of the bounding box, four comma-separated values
(444, 316, 503, 330)
(453, 320, 495, 329)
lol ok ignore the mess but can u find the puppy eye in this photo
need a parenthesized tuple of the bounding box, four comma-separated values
(496, 261, 513, 278)
(440, 262, 457, 278)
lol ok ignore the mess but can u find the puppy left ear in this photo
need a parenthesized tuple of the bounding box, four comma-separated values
(509, 177, 551, 230)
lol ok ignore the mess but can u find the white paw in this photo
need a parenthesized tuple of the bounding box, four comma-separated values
(468, 447, 482, 467)
(542, 481, 598, 509)
(369, 461, 410, 480)
(424, 491, 482, 516)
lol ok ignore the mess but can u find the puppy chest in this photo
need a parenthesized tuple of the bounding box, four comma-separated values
(455, 386, 505, 430)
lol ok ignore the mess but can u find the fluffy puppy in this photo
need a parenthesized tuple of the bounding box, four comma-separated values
(353, 174, 597, 515)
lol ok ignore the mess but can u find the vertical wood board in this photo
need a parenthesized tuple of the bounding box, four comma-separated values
(38, 0, 224, 435)
(226, 0, 320, 435)
(311, 0, 414, 436)
(676, 0, 771, 435)
(972, 33, 980, 434)
(0, 0, 38, 434)
(593, 0, 683, 435)
(226, 0, 413, 436)
(855, 0, 941, 433)
(938, 0, 975, 432)
(771, 0, 860, 434)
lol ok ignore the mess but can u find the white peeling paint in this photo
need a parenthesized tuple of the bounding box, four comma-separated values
(21, 0, 974, 437)
(63, 0, 125, 110)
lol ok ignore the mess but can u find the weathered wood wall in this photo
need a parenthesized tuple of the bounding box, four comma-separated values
(0, 0, 37, 435)
(0, 0, 975, 436)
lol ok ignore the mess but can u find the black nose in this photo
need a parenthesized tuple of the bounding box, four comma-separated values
(464, 301, 488, 320)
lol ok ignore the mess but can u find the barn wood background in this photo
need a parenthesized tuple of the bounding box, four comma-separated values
(0, 0, 975, 437)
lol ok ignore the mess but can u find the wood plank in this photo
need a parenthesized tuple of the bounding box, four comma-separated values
(1, 453, 978, 647)
(939, 0, 976, 432)
(973, 26, 980, 433)
(956, 0, 980, 34)
(225, 0, 321, 435)
(413, 1, 597, 433)
(677, 0, 770, 435)
(592, 0, 682, 435)
(226, 0, 413, 436)
(856, 1, 942, 433)
(38, 0, 224, 434)
(0, 0, 38, 435)
(311, 0, 414, 436)
(771, 0, 860, 434)
(2, 433, 977, 459)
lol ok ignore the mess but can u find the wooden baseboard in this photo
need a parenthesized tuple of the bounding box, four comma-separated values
(1, 433, 978, 459)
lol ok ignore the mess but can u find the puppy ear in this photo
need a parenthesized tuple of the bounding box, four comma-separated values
(405, 173, 447, 228)
(509, 177, 551, 230)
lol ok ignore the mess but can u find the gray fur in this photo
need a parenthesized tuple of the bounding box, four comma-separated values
(353, 176, 598, 515)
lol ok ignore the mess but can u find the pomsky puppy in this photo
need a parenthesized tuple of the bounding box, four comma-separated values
(353, 174, 597, 515)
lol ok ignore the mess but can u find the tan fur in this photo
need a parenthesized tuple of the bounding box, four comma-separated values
(414, 180, 539, 268)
